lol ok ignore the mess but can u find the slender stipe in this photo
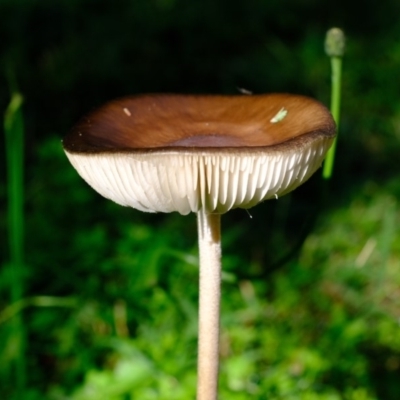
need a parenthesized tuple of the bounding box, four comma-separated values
(196, 209, 222, 400)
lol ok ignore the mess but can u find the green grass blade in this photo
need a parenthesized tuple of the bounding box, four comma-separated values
(4, 91, 26, 393)
(5, 93, 24, 267)
(0, 296, 78, 325)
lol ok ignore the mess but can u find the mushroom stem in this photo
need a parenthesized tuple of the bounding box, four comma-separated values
(196, 208, 222, 400)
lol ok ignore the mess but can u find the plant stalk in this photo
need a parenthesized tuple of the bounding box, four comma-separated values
(196, 209, 222, 400)
(323, 56, 342, 179)
(4, 92, 26, 392)
(323, 27, 345, 179)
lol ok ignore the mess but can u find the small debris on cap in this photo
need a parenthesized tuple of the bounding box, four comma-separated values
(270, 107, 288, 123)
(237, 87, 253, 95)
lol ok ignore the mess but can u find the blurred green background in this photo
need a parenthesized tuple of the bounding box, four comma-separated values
(2, 0, 400, 399)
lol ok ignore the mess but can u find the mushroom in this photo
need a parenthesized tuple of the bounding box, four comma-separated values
(62, 93, 335, 400)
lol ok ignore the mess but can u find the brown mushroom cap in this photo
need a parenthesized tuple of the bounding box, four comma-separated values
(63, 93, 336, 214)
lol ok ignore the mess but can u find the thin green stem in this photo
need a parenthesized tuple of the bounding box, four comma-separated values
(5, 93, 24, 268)
(0, 296, 77, 325)
(4, 92, 26, 393)
(323, 27, 345, 180)
(323, 56, 342, 179)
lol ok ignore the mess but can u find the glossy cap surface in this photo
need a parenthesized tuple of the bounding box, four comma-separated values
(63, 94, 336, 214)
